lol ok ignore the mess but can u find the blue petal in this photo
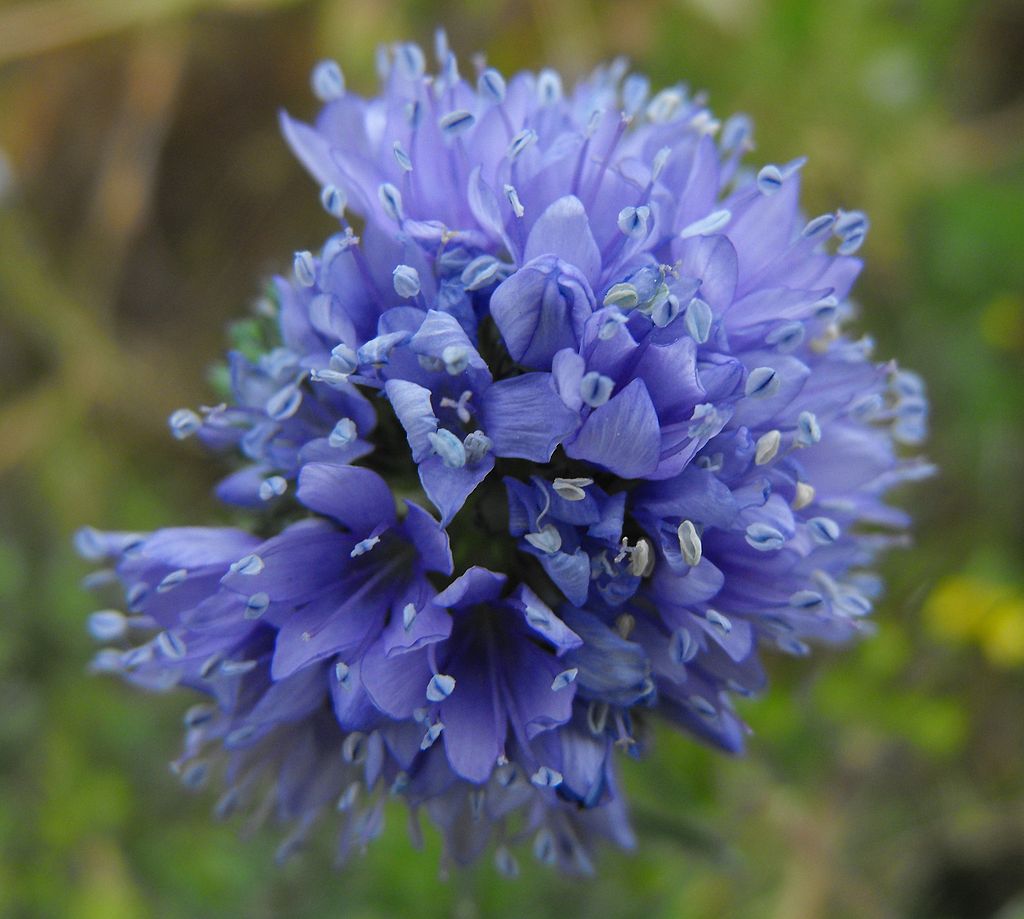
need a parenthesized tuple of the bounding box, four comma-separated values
(565, 379, 661, 478)
(296, 463, 396, 533)
(481, 372, 580, 461)
(524, 195, 602, 285)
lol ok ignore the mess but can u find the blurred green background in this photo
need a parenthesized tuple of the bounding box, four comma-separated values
(1, 0, 1023, 916)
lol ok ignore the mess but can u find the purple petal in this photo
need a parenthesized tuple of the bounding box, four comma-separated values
(565, 378, 661, 478)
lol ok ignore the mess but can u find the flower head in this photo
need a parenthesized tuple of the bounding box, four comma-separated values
(79, 36, 931, 874)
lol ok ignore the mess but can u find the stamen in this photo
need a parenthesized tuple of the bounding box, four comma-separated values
(293, 250, 316, 287)
(754, 429, 781, 465)
(756, 164, 783, 195)
(677, 520, 702, 567)
(230, 554, 264, 576)
(684, 297, 713, 343)
(392, 141, 412, 173)
(503, 183, 525, 218)
(245, 592, 270, 620)
(579, 371, 615, 407)
(792, 481, 816, 509)
(524, 524, 562, 555)
(259, 476, 287, 501)
(169, 408, 201, 439)
(88, 610, 127, 641)
(530, 766, 563, 788)
(392, 264, 421, 298)
(320, 184, 346, 217)
(551, 668, 578, 691)
(745, 523, 785, 551)
(428, 429, 467, 468)
(426, 673, 456, 702)
(744, 366, 779, 398)
(808, 517, 840, 545)
(680, 209, 731, 239)
(329, 418, 357, 448)
(552, 477, 593, 501)
(311, 60, 345, 101)
(795, 410, 821, 446)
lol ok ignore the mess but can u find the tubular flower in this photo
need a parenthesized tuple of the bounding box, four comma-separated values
(78, 36, 931, 874)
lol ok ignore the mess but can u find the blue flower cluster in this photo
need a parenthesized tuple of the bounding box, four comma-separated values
(78, 38, 931, 874)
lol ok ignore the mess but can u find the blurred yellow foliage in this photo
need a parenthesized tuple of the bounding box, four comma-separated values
(980, 293, 1024, 353)
(925, 574, 1024, 667)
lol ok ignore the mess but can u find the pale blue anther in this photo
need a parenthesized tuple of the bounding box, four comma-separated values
(417, 354, 445, 373)
(790, 590, 824, 608)
(525, 603, 551, 629)
(125, 582, 149, 612)
(392, 141, 412, 173)
(507, 129, 537, 160)
(756, 164, 784, 195)
(495, 847, 519, 879)
(320, 184, 346, 217)
(599, 312, 628, 340)
(524, 523, 562, 555)
(439, 110, 475, 137)
(397, 43, 426, 80)
(534, 829, 556, 865)
(617, 204, 650, 238)
(705, 609, 732, 634)
(230, 554, 264, 576)
(580, 371, 615, 408)
(478, 68, 506, 104)
(183, 704, 214, 728)
(893, 370, 925, 398)
(537, 68, 562, 104)
(309, 368, 349, 389)
(245, 592, 270, 620)
(335, 661, 351, 685)
(181, 761, 209, 789)
(603, 282, 639, 309)
(441, 344, 470, 375)
(223, 659, 260, 680)
(808, 516, 840, 545)
(350, 536, 381, 558)
(652, 145, 672, 181)
(503, 183, 524, 217)
(646, 86, 686, 122)
(342, 732, 366, 763)
(169, 407, 201, 440)
(835, 209, 869, 254)
(779, 637, 811, 656)
(426, 673, 456, 702)
(745, 366, 780, 398)
(669, 628, 699, 665)
(311, 60, 345, 101)
(688, 402, 722, 440)
(551, 668, 578, 691)
(439, 52, 460, 92)
(720, 113, 753, 151)
(850, 392, 884, 421)
(684, 296, 713, 343)
(745, 523, 786, 551)
(157, 630, 187, 660)
(329, 342, 358, 375)
(652, 293, 683, 328)
(622, 73, 650, 115)
(357, 331, 408, 366)
(680, 208, 731, 239)
(766, 321, 806, 352)
(802, 213, 836, 239)
(336, 782, 360, 812)
(815, 297, 839, 323)
(835, 589, 872, 617)
(377, 182, 403, 222)
(258, 476, 287, 501)
(420, 721, 444, 750)
(689, 695, 717, 719)
(530, 766, 563, 788)
(225, 725, 257, 746)
(461, 254, 502, 291)
(392, 264, 420, 298)
(433, 27, 449, 63)
(265, 383, 302, 421)
(796, 410, 822, 445)
(463, 430, 492, 464)
(429, 429, 467, 468)
(293, 250, 316, 287)
(157, 568, 188, 593)
(402, 603, 417, 630)
(88, 609, 127, 641)
(329, 417, 357, 448)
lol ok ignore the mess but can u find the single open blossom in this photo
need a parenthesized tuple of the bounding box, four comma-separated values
(78, 35, 931, 874)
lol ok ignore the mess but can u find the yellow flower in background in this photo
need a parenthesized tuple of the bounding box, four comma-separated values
(925, 575, 1024, 667)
